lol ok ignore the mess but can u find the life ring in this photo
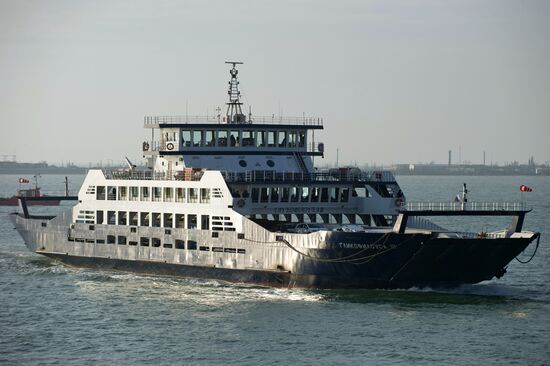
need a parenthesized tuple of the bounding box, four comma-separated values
(166, 143, 174, 150)
(395, 198, 403, 207)
(237, 199, 246, 207)
(142, 142, 150, 151)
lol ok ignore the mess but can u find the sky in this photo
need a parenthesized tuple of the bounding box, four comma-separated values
(0, 0, 549, 167)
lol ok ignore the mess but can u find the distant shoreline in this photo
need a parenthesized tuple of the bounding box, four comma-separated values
(0, 169, 86, 175)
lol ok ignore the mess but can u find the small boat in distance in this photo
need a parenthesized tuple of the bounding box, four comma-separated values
(0, 177, 61, 206)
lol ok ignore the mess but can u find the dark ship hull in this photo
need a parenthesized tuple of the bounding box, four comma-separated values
(0, 197, 60, 206)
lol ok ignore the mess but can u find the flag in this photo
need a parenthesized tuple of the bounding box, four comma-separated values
(520, 185, 533, 192)
(18, 177, 29, 184)
(453, 194, 461, 202)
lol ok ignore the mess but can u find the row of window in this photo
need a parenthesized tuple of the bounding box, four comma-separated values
(248, 186, 353, 203)
(174, 130, 306, 147)
(172, 129, 307, 149)
(94, 211, 235, 232)
(95, 186, 211, 203)
(71, 236, 247, 254)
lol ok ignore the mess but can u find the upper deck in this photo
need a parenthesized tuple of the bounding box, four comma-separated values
(142, 63, 325, 174)
(144, 115, 324, 129)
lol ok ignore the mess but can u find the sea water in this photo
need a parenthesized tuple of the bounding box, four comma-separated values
(1, 174, 548, 365)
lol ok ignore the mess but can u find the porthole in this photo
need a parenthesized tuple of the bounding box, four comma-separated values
(239, 160, 247, 167)
(266, 159, 275, 167)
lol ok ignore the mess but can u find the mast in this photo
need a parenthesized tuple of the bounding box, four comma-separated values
(225, 61, 248, 124)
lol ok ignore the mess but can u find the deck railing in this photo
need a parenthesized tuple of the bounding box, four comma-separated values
(103, 170, 204, 181)
(404, 201, 528, 212)
(102, 168, 396, 184)
(220, 169, 396, 184)
(144, 115, 323, 126)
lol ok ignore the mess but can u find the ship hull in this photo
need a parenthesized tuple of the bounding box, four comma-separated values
(10, 214, 538, 289)
(36, 234, 535, 289)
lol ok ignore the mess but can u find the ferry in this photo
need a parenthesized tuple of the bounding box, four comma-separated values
(10, 63, 540, 288)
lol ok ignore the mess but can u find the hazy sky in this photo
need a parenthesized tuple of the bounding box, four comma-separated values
(1, 0, 549, 166)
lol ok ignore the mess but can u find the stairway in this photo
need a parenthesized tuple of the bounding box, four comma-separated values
(293, 152, 308, 174)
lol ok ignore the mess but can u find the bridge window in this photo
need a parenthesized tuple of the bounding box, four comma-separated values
(192, 130, 202, 147)
(218, 130, 228, 147)
(257, 131, 266, 147)
(278, 131, 287, 147)
(182, 130, 191, 147)
(205, 130, 215, 146)
(242, 130, 254, 146)
(230, 130, 239, 146)
(288, 131, 297, 147)
(298, 131, 306, 147)
(268, 131, 276, 147)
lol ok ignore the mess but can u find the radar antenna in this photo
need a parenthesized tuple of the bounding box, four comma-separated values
(224, 61, 248, 124)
